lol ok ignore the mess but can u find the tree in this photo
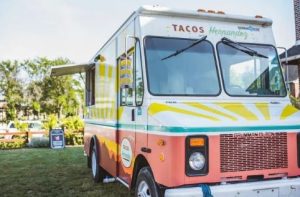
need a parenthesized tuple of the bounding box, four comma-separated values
(0, 57, 84, 122)
(24, 57, 84, 118)
(0, 60, 23, 121)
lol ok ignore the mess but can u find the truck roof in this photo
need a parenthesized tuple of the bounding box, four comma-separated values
(137, 5, 272, 26)
(90, 5, 273, 62)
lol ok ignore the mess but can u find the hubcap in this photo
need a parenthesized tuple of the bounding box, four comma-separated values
(92, 150, 97, 177)
(137, 181, 151, 197)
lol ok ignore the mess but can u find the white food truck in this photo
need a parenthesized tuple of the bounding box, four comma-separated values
(52, 6, 300, 197)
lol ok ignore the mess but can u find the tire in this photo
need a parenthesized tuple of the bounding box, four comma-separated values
(87, 155, 91, 168)
(91, 143, 105, 183)
(135, 167, 162, 197)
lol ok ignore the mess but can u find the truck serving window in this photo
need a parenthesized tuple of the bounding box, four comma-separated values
(217, 42, 287, 97)
(144, 37, 220, 96)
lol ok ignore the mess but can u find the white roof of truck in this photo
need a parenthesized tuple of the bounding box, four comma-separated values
(137, 5, 272, 26)
(90, 5, 273, 62)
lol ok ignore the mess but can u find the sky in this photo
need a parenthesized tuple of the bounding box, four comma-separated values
(0, 0, 296, 62)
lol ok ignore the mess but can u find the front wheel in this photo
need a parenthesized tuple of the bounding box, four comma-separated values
(135, 167, 162, 197)
(91, 143, 105, 182)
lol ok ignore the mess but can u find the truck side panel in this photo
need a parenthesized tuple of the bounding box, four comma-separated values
(84, 38, 119, 177)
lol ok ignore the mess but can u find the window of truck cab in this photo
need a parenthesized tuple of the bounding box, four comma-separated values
(217, 42, 287, 97)
(144, 36, 221, 96)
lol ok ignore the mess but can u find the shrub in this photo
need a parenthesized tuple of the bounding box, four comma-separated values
(0, 141, 26, 150)
(62, 116, 84, 145)
(27, 137, 50, 148)
(43, 114, 58, 131)
(64, 131, 83, 145)
(62, 116, 84, 132)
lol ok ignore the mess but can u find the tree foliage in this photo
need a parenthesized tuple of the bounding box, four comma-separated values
(0, 57, 84, 122)
(0, 60, 23, 120)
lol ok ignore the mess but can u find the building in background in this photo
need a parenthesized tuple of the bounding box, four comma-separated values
(280, 0, 300, 98)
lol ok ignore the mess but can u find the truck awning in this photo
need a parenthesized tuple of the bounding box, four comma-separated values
(51, 63, 95, 76)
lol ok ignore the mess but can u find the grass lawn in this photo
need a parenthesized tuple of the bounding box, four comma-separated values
(0, 147, 131, 197)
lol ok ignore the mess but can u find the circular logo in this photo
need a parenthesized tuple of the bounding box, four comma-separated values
(121, 138, 132, 168)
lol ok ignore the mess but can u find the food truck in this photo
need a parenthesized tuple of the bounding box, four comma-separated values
(51, 5, 300, 197)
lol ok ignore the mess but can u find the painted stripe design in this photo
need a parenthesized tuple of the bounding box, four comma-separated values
(281, 104, 299, 120)
(185, 102, 238, 121)
(148, 103, 220, 121)
(147, 102, 299, 122)
(85, 120, 300, 133)
(215, 102, 258, 120)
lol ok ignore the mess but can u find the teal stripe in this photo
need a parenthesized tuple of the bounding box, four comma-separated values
(147, 125, 300, 133)
(85, 120, 116, 128)
(85, 120, 300, 133)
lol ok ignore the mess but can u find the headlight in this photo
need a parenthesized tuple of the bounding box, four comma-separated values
(189, 152, 205, 170)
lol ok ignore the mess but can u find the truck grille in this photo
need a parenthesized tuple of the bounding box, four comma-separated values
(220, 133, 288, 173)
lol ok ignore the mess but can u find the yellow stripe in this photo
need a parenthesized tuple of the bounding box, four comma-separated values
(119, 60, 132, 67)
(108, 66, 113, 79)
(99, 136, 117, 155)
(255, 103, 270, 120)
(118, 107, 124, 120)
(216, 103, 259, 121)
(185, 102, 238, 121)
(99, 63, 106, 77)
(148, 103, 219, 121)
(280, 104, 299, 120)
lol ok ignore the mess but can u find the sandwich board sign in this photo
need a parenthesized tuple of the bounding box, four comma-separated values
(50, 129, 65, 149)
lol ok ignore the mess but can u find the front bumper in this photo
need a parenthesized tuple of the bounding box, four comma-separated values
(164, 177, 300, 197)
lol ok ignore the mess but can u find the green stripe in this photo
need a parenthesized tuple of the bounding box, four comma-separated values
(85, 120, 300, 133)
(85, 120, 117, 128)
(147, 125, 300, 133)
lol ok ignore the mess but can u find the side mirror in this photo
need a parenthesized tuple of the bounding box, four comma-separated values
(276, 47, 288, 65)
(277, 47, 290, 92)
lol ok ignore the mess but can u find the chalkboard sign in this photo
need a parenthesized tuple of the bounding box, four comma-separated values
(50, 129, 65, 149)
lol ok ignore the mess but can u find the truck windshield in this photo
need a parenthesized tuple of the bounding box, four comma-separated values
(217, 42, 287, 97)
(144, 37, 220, 96)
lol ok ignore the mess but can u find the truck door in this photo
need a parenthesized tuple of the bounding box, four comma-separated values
(117, 38, 144, 184)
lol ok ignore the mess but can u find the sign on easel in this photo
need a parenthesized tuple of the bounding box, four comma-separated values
(50, 129, 65, 149)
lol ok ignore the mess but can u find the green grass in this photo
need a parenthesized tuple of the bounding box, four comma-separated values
(0, 147, 131, 197)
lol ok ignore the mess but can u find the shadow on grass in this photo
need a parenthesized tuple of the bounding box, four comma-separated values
(0, 147, 132, 197)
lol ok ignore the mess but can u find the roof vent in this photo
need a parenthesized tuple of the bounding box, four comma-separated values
(207, 10, 216, 13)
(197, 9, 206, 13)
(255, 15, 263, 19)
(217, 11, 225, 14)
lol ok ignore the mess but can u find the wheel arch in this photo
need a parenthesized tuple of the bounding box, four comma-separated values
(130, 154, 150, 190)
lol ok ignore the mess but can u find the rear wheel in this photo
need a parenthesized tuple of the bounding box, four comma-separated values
(91, 143, 105, 182)
(87, 155, 91, 168)
(135, 167, 161, 197)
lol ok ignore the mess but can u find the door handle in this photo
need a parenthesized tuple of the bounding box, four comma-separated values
(131, 109, 135, 121)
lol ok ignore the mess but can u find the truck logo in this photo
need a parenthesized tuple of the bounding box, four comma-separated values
(172, 24, 205, 33)
(209, 26, 248, 40)
(121, 138, 133, 168)
(238, 25, 260, 32)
